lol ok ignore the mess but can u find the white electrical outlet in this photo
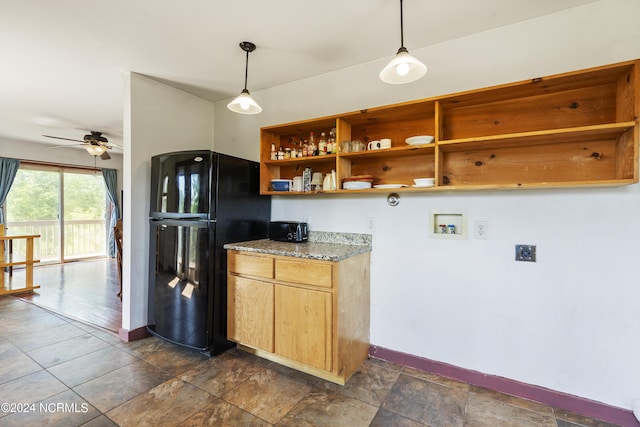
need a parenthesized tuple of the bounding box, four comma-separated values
(365, 216, 376, 234)
(474, 220, 488, 239)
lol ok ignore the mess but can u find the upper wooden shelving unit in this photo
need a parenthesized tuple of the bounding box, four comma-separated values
(260, 59, 639, 195)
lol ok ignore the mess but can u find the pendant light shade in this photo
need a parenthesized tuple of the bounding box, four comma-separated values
(228, 41, 262, 114)
(380, 0, 427, 84)
(228, 89, 262, 114)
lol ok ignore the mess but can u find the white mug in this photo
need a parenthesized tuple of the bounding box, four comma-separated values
(379, 138, 391, 149)
(367, 140, 381, 150)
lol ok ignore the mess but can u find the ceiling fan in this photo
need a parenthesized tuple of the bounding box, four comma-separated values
(43, 131, 120, 160)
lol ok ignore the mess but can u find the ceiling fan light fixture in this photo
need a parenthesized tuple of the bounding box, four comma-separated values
(228, 41, 262, 115)
(84, 144, 107, 156)
(380, 0, 427, 84)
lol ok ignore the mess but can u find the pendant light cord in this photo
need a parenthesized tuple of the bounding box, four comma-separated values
(399, 0, 405, 48)
(243, 50, 249, 91)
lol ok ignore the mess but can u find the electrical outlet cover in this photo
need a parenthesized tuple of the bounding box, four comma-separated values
(474, 221, 488, 239)
(515, 244, 536, 262)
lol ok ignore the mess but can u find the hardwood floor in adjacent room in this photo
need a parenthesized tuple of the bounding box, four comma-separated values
(15, 258, 122, 333)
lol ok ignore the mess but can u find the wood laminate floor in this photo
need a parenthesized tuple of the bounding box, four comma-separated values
(13, 258, 121, 333)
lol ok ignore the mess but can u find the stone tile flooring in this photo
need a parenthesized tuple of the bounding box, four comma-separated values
(0, 297, 623, 426)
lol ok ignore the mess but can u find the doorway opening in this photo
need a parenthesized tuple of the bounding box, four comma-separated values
(4, 162, 121, 333)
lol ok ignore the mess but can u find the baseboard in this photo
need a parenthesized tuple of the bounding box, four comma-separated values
(118, 325, 150, 342)
(369, 345, 639, 427)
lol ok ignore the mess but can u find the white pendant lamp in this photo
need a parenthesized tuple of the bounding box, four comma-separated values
(228, 41, 262, 114)
(380, 0, 427, 84)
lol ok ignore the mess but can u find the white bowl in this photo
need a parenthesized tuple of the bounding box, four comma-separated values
(414, 177, 435, 186)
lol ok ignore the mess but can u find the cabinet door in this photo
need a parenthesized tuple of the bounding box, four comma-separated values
(227, 275, 274, 352)
(274, 285, 332, 371)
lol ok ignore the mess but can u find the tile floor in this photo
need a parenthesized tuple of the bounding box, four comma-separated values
(0, 297, 622, 427)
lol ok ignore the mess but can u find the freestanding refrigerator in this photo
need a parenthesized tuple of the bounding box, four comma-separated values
(148, 150, 270, 355)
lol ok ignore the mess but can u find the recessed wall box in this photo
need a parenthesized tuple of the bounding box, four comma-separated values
(430, 209, 467, 239)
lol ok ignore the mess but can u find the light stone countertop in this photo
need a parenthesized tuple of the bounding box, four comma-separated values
(223, 231, 372, 262)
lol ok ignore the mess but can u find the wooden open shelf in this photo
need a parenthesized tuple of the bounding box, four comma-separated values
(0, 227, 41, 296)
(259, 59, 639, 194)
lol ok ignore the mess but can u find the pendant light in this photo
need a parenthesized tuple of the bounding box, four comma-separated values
(227, 41, 262, 114)
(379, 0, 427, 84)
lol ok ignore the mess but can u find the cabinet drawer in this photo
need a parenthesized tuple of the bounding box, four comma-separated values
(229, 252, 274, 279)
(275, 259, 333, 288)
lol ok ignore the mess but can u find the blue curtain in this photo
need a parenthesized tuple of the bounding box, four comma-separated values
(101, 168, 119, 257)
(0, 158, 20, 224)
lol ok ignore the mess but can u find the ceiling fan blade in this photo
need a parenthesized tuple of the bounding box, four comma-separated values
(43, 135, 84, 143)
(48, 144, 86, 149)
(100, 151, 111, 160)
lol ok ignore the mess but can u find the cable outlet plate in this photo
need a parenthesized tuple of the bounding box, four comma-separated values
(515, 244, 536, 262)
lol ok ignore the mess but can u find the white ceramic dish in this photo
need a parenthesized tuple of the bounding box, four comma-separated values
(343, 181, 372, 190)
(411, 183, 435, 188)
(413, 177, 435, 186)
(373, 184, 408, 189)
(405, 135, 434, 145)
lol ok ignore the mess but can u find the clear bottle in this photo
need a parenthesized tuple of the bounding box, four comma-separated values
(308, 132, 317, 156)
(328, 128, 336, 154)
(270, 143, 276, 160)
(318, 132, 327, 155)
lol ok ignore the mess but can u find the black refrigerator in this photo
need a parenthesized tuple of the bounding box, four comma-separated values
(148, 150, 270, 355)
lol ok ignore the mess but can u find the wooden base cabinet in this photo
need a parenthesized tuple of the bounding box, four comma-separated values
(227, 249, 370, 385)
(275, 285, 332, 371)
(227, 275, 274, 353)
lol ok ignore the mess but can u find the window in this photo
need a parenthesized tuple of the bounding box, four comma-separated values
(5, 163, 109, 263)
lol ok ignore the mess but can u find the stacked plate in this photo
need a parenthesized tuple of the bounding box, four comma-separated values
(343, 181, 372, 190)
(373, 184, 408, 189)
(342, 175, 374, 190)
(343, 175, 374, 183)
(405, 135, 434, 145)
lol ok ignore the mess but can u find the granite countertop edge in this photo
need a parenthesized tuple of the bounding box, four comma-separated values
(223, 232, 372, 262)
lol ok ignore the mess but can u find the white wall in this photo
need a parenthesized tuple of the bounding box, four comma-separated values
(122, 72, 214, 331)
(213, 0, 640, 410)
